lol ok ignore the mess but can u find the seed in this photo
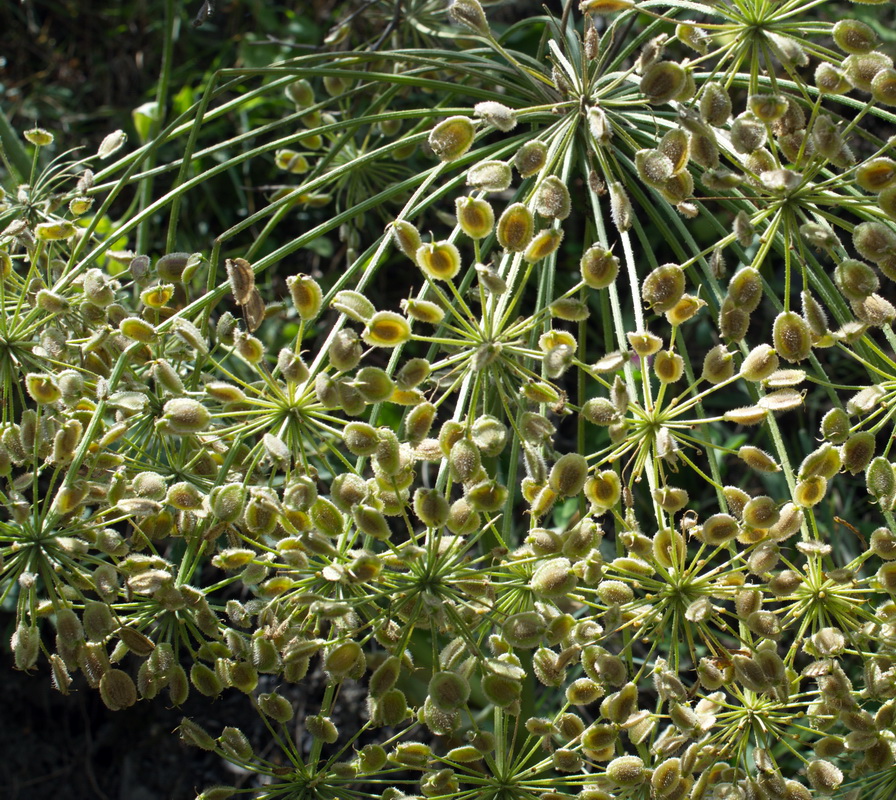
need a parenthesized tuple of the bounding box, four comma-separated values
(872, 68, 896, 105)
(609, 182, 632, 232)
(835, 258, 879, 301)
(738, 446, 780, 473)
(702, 344, 735, 384)
(162, 398, 210, 435)
(523, 228, 564, 263)
(667, 293, 705, 325)
(635, 148, 673, 187)
(455, 196, 495, 240)
(448, 0, 490, 35)
(549, 453, 588, 497)
(806, 760, 842, 794)
(416, 240, 461, 281)
(429, 670, 470, 711)
(25, 373, 61, 405)
(727, 267, 763, 312)
(584, 470, 621, 509)
(843, 51, 892, 92)
(628, 330, 662, 356)
(580, 245, 619, 289)
(854, 221, 896, 263)
(531, 557, 577, 597)
(867, 457, 896, 503)
(467, 160, 512, 192)
(773, 311, 812, 362)
(99, 669, 138, 711)
(429, 116, 476, 161)
(514, 140, 547, 177)
(328, 329, 362, 372)
(815, 63, 851, 94)
(642, 263, 685, 312)
(843, 431, 876, 474)
(699, 82, 731, 127)
(653, 350, 684, 383)
(700, 513, 739, 546)
(641, 61, 686, 104)
(362, 311, 411, 347)
(35, 221, 77, 241)
(606, 755, 645, 787)
(743, 495, 780, 529)
(119, 316, 156, 343)
(731, 114, 767, 154)
(535, 176, 571, 220)
(857, 158, 896, 193)
(287, 274, 322, 319)
(749, 93, 788, 122)
(473, 100, 517, 132)
(497, 203, 535, 251)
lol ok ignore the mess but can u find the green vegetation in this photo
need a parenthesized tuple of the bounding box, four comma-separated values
(3, 0, 896, 797)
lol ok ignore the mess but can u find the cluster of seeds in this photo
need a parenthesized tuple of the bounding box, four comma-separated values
(5, 0, 896, 798)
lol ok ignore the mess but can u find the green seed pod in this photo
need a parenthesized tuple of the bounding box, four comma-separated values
(659, 128, 690, 174)
(742, 495, 780, 529)
(330, 473, 367, 511)
(535, 176, 571, 220)
(190, 663, 223, 697)
(416, 241, 461, 281)
(857, 158, 896, 193)
(448, 0, 490, 35)
(305, 715, 338, 744)
(773, 311, 812, 363)
(606, 755, 646, 787)
(635, 148, 674, 188)
(523, 228, 564, 264)
(363, 311, 412, 347)
(325, 640, 364, 681)
(209, 484, 245, 524)
(627, 330, 662, 356)
(118, 316, 156, 344)
(699, 82, 732, 127)
(348, 367, 390, 403)
(342, 423, 378, 458)
(835, 259, 878, 301)
(738, 445, 780, 473)
(411, 487, 447, 528)
(580, 245, 619, 289)
(549, 453, 588, 497)
(843, 431, 876, 475)
(369, 656, 400, 698)
(328, 329, 362, 372)
(473, 100, 517, 131)
(446, 497, 480, 535)
(700, 513, 739, 546)
(815, 63, 852, 94)
(531, 557, 577, 597)
(503, 612, 546, 649)
(429, 116, 476, 162)
(467, 160, 512, 192)
(854, 221, 896, 263)
(719, 295, 750, 342)
(550, 298, 590, 321)
(597, 580, 634, 605)
(749, 93, 788, 122)
(868, 457, 896, 503)
(740, 344, 779, 382)
(641, 61, 686, 104)
(872, 67, 896, 105)
(449, 438, 481, 483)
(514, 140, 547, 178)
(642, 263, 685, 313)
(834, 19, 879, 54)
(727, 267, 763, 313)
(311, 496, 344, 537)
(806, 760, 843, 794)
(843, 51, 892, 92)
(455, 196, 495, 239)
(702, 344, 735, 384)
(482, 672, 522, 707)
(161, 398, 210, 436)
(584, 470, 621, 510)
(497, 203, 535, 252)
(731, 113, 767, 154)
(653, 350, 684, 384)
(429, 670, 470, 711)
(354, 504, 391, 539)
(99, 668, 138, 711)
(332, 290, 376, 324)
(820, 408, 850, 444)
(358, 744, 387, 773)
(567, 677, 601, 706)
